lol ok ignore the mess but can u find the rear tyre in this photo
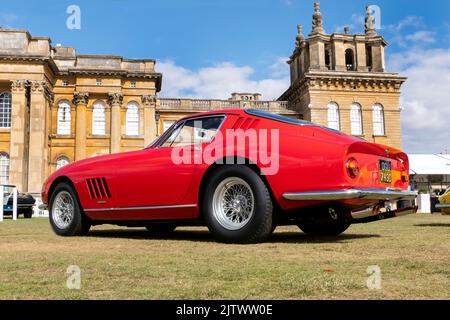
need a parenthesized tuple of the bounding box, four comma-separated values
(203, 165, 273, 244)
(23, 209, 33, 219)
(145, 224, 176, 236)
(49, 182, 89, 237)
(297, 222, 350, 237)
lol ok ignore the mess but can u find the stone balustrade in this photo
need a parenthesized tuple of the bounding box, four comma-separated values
(159, 98, 293, 114)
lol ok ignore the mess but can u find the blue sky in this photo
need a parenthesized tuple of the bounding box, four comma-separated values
(1, 0, 450, 153)
(2, 0, 449, 72)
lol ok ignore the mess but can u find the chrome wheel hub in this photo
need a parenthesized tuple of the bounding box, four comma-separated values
(52, 191, 75, 229)
(212, 177, 255, 231)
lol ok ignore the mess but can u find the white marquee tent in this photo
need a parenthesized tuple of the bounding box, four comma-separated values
(408, 154, 450, 176)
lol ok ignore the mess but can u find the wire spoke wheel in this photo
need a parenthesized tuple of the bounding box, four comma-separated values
(51, 191, 75, 230)
(212, 177, 255, 231)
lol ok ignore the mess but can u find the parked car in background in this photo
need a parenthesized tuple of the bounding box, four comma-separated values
(2, 188, 36, 219)
(42, 109, 417, 243)
(436, 186, 450, 215)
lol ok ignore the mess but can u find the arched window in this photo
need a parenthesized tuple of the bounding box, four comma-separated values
(372, 104, 385, 136)
(92, 101, 106, 135)
(0, 92, 11, 128)
(0, 153, 9, 185)
(126, 102, 139, 136)
(327, 102, 340, 131)
(350, 103, 363, 136)
(345, 49, 355, 71)
(57, 100, 71, 135)
(56, 156, 70, 170)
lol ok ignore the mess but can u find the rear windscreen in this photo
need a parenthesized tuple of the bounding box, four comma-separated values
(245, 109, 313, 126)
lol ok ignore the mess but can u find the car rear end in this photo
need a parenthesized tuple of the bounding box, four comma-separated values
(282, 138, 417, 224)
(340, 141, 417, 222)
(344, 142, 410, 191)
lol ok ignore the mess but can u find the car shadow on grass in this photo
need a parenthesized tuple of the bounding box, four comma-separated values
(87, 228, 380, 244)
(414, 223, 450, 228)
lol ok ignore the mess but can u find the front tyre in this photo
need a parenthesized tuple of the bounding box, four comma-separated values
(203, 166, 273, 244)
(49, 182, 90, 236)
(297, 222, 350, 237)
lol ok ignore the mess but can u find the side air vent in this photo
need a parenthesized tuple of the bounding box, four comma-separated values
(231, 117, 259, 130)
(86, 178, 111, 200)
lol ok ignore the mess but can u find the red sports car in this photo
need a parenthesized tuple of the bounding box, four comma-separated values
(42, 109, 417, 243)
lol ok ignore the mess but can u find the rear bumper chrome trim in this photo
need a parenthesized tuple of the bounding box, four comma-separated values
(283, 188, 417, 201)
(84, 204, 197, 213)
(436, 204, 450, 209)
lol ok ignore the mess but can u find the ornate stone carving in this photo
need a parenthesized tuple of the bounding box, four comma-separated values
(73, 92, 90, 105)
(311, 2, 324, 34)
(29, 80, 47, 93)
(11, 80, 27, 92)
(295, 24, 304, 48)
(365, 5, 377, 36)
(108, 92, 123, 106)
(142, 95, 157, 106)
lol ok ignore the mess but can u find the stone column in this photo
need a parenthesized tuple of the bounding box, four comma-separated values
(332, 39, 346, 71)
(27, 81, 50, 193)
(355, 37, 368, 72)
(308, 39, 326, 70)
(9, 80, 28, 192)
(108, 93, 123, 154)
(73, 92, 89, 161)
(371, 44, 385, 72)
(142, 95, 157, 145)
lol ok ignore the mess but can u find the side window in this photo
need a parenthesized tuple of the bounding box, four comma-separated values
(158, 116, 224, 148)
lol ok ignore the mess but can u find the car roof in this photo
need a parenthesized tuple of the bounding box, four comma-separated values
(179, 109, 245, 121)
(179, 109, 316, 127)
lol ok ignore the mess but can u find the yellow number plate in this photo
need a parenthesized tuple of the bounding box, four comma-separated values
(379, 160, 392, 184)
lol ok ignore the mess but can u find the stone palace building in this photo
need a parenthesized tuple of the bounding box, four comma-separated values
(0, 3, 406, 194)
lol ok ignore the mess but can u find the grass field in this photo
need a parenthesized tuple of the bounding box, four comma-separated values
(0, 214, 449, 300)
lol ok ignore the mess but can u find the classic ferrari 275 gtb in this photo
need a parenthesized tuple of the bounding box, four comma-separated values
(42, 109, 417, 243)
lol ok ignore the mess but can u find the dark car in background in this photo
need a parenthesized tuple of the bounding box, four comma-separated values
(2, 190, 36, 219)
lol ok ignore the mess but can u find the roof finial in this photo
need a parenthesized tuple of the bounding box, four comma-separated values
(311, 2, 324, 35)
(365, 5, 377, 36)
(295, 24, 304, 48)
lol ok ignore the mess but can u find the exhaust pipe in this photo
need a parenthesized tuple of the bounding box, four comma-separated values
(351, 206, 380, 220)
(351, 206, 417, 224)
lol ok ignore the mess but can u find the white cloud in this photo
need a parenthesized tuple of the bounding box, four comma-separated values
(269, 56, 290, 79)
(388, 49, 450, 154)
(405, 31, 436, 44)
(156, 59, 290, 100)
(384, 16, 424, 33)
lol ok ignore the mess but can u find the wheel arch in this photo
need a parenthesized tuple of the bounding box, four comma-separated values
(198, 156, 280, 218)
(48, 176, 77, 205)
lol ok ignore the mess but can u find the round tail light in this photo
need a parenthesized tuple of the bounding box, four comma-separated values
(346, 158, 360, 179)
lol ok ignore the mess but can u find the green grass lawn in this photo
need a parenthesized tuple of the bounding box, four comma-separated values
(0, 214, 449, 300)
